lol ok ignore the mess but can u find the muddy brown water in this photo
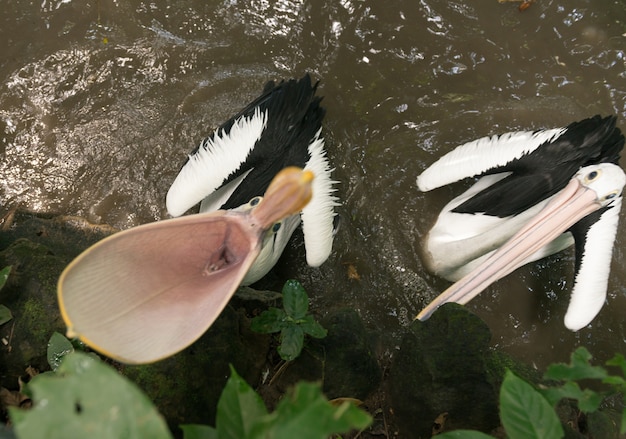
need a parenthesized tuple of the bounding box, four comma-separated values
(2, 0, 626, 372)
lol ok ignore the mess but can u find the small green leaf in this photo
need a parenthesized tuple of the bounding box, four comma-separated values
(500, 370, 564, 439)
(0, 266, 11, 291)
(544, 347, 608, 381)
(0, 304, 12, 325)
(47, 332, 75, 371)
(299, 315, 327, 339)
(437, 431, 495, 439)
(278, 326, 305, 361)
(251, 308, 287, 334)
(9, 352, 172, 439)
(180, 424, 218, 439)
(216, 365, 268, 439)
(540, 381, 604, 413)
(282, 279, 309, 319)
(606, 353, 626, 377)
(602, 375, 626, 387)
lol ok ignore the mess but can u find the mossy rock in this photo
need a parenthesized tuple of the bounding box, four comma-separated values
(265, 308, 381, 402)
(123, 305, 270, 433)
(0, 213, 114, 377)
(389, 303, 500, 437)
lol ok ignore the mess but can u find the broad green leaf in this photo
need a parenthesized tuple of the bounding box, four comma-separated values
(47, 332, 75, 371)
(180, 424, 218, 439)
(0, 266, 11, 290)
(267, 381, 371, 439)
(606, 353, 626, 377)
(216, 365, 268, 439)
(282, 279, 309, 319)
(0, 304, 12, 325)
(540, 381, 604, 412)
(500, 370, 564, 439)
(251, 308, 287, 334)
(544, 347, 608, 381)
(278, 326, 304, 361)
(9, 352, 172, 439)
(437, 430, 495, 439)
(299, 315, 327, 339)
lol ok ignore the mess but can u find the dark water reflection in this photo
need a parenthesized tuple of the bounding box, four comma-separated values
(2, 0, 626, 370)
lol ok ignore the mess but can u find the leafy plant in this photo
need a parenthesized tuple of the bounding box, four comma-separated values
(542, 347, 626, 434)
(0, 265, 13, 325)
(11, 333, 371, 439)
(251, 279, 327, 361)
(438, 347, 626, 438)
(9, 351, 173, 439)
(182, 365, 372, 439)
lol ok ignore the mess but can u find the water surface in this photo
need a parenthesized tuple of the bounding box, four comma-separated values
(2, 0, 626, 370)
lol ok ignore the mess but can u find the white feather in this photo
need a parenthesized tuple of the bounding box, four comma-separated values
(564, 199, 621, 331)
(417, 128, 566, 192)
(301, 129, 339, 266)
(166, 109, 267, 217)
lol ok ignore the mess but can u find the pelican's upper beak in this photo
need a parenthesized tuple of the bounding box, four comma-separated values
(417, 163, 625, 330)
(57, 167, 314, 364)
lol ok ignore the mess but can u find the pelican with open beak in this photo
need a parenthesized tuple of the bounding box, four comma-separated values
(167, 74, 338, 285)
(58, 167, 314, 364)
(416, 115, 625, 330)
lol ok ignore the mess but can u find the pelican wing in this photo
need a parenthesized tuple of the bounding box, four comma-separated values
(417, 128, 566, 192)
(58, 211, 260, 364)
(301, 130, 339, 266)
(166, 109, 267, 217)
(564, 199, 622, 330)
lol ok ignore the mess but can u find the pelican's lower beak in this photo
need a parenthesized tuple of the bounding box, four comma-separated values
(416, 176, 601, 322)
(57, 167, 314, 364)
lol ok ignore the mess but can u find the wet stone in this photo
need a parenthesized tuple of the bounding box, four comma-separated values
(389, 303, 500, 437)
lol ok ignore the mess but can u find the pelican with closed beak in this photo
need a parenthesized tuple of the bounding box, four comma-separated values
(416, 115, 625, 331)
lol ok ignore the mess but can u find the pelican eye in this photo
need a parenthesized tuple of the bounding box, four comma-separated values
(602, 191, 619, 202)
(249, 196, 262, 207)
(272, 222, 282, 233)
(584, 169, 600, 183)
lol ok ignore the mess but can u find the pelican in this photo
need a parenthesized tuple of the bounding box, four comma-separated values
(58, 167, 316, 364)
(416, 115, 625, 331)
(166, 74, 338, 285)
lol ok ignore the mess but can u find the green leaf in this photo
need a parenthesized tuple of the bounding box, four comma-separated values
(282, 279, 309, 319)
(500, 370, 564, 439)
(299, 315, 327, 339)
(266, 381, 371, 439)
(278, 326, 304, 361)
(0, 265, 11, 291)
(9, 352, 172, 439)
(606, 353, 626, 377)
(180, 424, 218, 439)
(602, 375, 626, 387)
(437, 431, 495, 439)
(47, 332, 75, 371)
(544, 347, 608, 381)
(250, 308, 287, 334)
(0, 304, 12, 325)
(216, 365, 268, 439)
(540, 381, 604, 412)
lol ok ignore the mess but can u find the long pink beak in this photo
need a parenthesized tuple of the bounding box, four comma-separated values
(416, 177, 601, 321)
